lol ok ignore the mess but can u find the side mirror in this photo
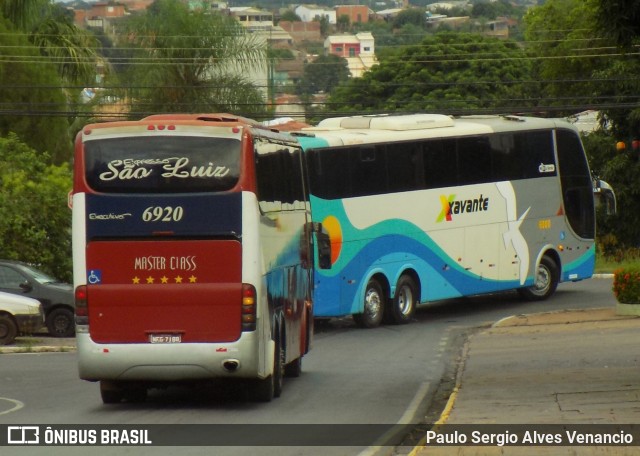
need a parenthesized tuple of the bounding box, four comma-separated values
(593, 179, 617, 215)
(19, 280, 33, 292)
(314, 223, 332, 270)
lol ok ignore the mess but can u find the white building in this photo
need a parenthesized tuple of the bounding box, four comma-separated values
(325, 32, 377, 77)
(295, 5, 337, 25)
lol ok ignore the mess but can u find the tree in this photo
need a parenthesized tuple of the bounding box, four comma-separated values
(471, 0, 521, 20)
(0, 17, 72, 164)
(392, 8, 426, 30)
(0, 134, 72, 281)
(1, 0, 99, 164)
(592, 0, 640, 138)
(337, 14, 350, 33)
(117, 0, 267, 118)
(279, 10, 301, 22)
(296, 54, 351, 96)
(523, 0, 607, 116)
(594, 0, 640, 48)
(1, 0, 98, 85)
(326, 32, 534, 114)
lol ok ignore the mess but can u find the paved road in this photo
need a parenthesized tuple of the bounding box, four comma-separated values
(0, 277, 616, 456)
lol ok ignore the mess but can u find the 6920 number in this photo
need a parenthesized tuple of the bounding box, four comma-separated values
(142, 206, 184, 222)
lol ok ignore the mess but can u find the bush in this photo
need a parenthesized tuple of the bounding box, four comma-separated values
(613, 266, 640, 304)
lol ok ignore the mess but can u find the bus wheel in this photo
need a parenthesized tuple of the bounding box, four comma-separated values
(518, 256, 559, 301)
(385, 275, 417, 325)
(100, 381, 124, 404)
(285, 357, 302, 378)
(273, 336, 285, 398)
(251, 375, 273, 402)
(353, 279, 385, 328)
(123, 386, 147, 403)
(251, 337, 283, 402)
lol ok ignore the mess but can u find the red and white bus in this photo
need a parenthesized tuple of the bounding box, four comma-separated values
(72, 114, 313, 403)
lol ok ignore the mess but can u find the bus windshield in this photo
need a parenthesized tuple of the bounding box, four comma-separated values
(84, 135, 240, 193)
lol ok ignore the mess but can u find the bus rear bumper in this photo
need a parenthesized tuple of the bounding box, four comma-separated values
(77, 331, 264, 382)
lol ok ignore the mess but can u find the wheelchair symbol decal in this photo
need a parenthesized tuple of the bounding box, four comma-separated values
(88, 270, 102, 284)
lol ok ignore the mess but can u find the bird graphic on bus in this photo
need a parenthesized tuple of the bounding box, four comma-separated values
(496, 182, 531, 285)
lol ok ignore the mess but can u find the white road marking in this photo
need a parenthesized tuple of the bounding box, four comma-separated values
(0, 397, 25, 415)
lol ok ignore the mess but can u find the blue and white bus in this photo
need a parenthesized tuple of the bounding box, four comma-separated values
(295, 114, 597, 328)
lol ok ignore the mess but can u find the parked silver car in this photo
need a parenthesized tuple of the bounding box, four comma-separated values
(0, 291, 43, 345)
(0, 260, 74, 337)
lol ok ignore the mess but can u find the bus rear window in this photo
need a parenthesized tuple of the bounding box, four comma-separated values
(84, 136, 240, 193)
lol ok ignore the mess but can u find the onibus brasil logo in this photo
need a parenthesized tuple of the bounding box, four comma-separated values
(437, 194, 490, 222)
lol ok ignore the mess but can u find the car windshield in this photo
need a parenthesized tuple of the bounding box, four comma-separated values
(21, 264, 59, 284)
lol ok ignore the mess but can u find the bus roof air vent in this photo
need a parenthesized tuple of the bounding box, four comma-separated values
(318, 114, 454, 131)
(196, 114, 240, 123)
(500, 115, 526, 122)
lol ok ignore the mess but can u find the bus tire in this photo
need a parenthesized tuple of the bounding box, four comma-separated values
(285, 357, 302, 378)
(0, 315, 18, 345)
(123, 386, 148, 403)
(386, 275, 417, 325)
(273, 336, 285, 398)
(518, 255, 559, 301)
(251, 376, 273, 402)
(251, 337, 283, 402)
(100, 381, 124, 404)
(353, 279, 385, 328)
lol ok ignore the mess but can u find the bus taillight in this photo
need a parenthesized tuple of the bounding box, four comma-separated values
(241, 284, 256, 332)
(75, 285, 89, 326)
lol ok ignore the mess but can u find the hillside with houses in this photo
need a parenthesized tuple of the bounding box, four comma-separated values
(60, 0, 537, 120)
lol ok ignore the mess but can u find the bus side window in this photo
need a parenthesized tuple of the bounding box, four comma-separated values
(386, 143, 425, 192)
(423, 139, 457, 189)
(308, 148, 350, 200)
(457, 136, 492, 185)
(350, 146, 387, 197)
(523, 131, 556, 179)
(490, 133, 520, 181)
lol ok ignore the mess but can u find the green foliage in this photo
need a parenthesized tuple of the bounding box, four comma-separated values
(591, 59, 640, 138)
(1, 0, 98, 85)
(30, 17, 99, 85)
(326, 32, 533, 114)
(583, 130, 640, 248)
(0, 0, 51, 31)
(392, 9, 426, 29)
(594, 0, 640, 48)
(523, 0, 603, 115)
(471, 0, 522, 19)
(116, 0, 267, 118)
(336, 14, 350, 32)
(0, 17, 72, 164)
(354, 21, 427, 56)
(296, 54, 351, 96)
(613, 266, 640, 304)
(0, 134, 72, 282)
(279, 10, 301, 22)
(524, 0, 640, 129)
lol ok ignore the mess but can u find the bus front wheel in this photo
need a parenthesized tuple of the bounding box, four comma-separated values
(518, 256, 559, 301)
(353, 279, 385, 328)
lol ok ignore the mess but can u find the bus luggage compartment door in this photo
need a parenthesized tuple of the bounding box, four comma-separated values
(85, 240, 242, 344)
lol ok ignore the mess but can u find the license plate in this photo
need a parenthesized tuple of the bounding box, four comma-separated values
(149, 334, 182, 344)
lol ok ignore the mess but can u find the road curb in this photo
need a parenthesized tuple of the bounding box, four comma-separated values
(0, 345, 76, 354)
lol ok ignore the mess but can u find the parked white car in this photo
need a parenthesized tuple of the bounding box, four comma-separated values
(0, 291, 44, 345)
